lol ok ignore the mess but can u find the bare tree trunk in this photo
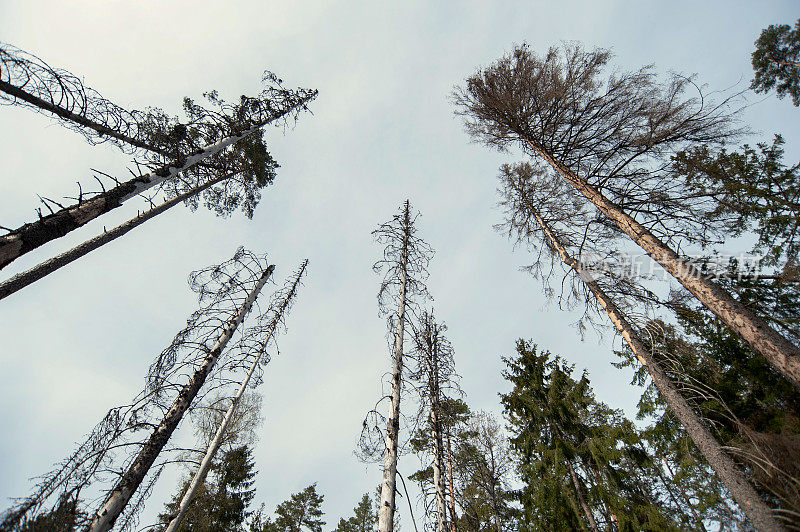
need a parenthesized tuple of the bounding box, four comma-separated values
(0, 172, 233, 300)
(529, 143, 800, 388)
(432, 418, 447, 532)
(86, 265, 274, 532)
(533, 211, 784, 532)
(0, 120, 269, 270)
(430, 353, 447, 532)
(0, 78, 161, 155)
(378, 205, 410, 532)
(164, 261, 306, 532)
(445, 428, 458, 532)
(566, 460, 599, 532)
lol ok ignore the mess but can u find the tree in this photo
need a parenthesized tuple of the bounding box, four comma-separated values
(0, 249, 275, 532)
(751, 19, 800, 106)
(0, 170, 231, 301)
(163, 261, 308, 532)
(272, 484, 326, 532)
(156, 445, 257, 532)
(410, 311, 458, 532)
(333, 494, 374, 532)
(447, 412, 515, 532)
(359, 201, 434, 532)
(674, 135, 800, 270)
(502, 342, 689, 531)
(454, 43, 800, 388)
(15, 496, 83, 532)
(0, 44, 317, 270)
(498, 174, 783, 530)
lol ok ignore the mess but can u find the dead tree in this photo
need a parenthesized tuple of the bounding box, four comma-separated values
(454, 43, 800, 388)
(0, 68, 317, 270)
(163, 260, 308, 532)
(0, 43, 162, 154)
(0, 248, 274, 532)
(0, 171, 234, 300)
(409, 311, 461, 532)
(358, 201, 434, 532)
(499, 168, 783, 531)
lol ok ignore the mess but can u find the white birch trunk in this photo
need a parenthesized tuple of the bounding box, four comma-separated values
(533, 211, 784, 532)
(529, 143, 800, 388)
(86, 265, 273, 532)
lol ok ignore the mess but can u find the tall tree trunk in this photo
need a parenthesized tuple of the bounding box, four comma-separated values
(528, 143, 800, 388)
(430, 350, 447, 532)
(0, 127, 260, 270)
(378, 204, 410, 532)
(445, 428, 458, 532)
(566, 460, 600, 532)
(533, 211, 784, 532)
(86, 264, 274, 532)
(164, 262, 305, 532)
(0, 172, 233, 300)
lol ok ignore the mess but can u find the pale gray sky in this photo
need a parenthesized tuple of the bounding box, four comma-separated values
(1, 1, 798, 529)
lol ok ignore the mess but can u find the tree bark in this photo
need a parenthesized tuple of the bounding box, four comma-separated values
(378, 204, 411, 532)
(86, 264, 273, 532)
(529, 142, 800, 388)
(0, 172, 233, 300)
(533, 211, 784, 532)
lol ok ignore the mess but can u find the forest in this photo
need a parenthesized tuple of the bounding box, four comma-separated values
(0, 5, 798, 532)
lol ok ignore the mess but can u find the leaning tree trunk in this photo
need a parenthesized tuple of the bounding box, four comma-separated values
(378, 210, 410, 532)
(164, 261, 306, 532)
(565, 459, 599, 532)
(533, 211, 784, 532)
(0, 125, 265, 271)
(528, 142, 800, 388)
(0, 172, 234, 300)
(0, 43, 166, 155)
(86, 264, 274, 532)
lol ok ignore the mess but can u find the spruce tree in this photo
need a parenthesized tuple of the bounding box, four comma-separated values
(156, 445, 257, 532)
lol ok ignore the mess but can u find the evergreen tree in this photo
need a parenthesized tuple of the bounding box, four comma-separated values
(501, 341, 682, 531)
(751, 19, 800, 106)
(273, 484, 326, 532)
(333, 494, 374, 532)
(674, 136, 800, 269)
(156, 445, 256, 532)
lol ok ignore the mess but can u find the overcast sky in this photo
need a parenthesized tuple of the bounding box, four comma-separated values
(1, 1, 799, 529)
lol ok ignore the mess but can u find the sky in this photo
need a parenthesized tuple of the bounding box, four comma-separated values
(1, 1, 799, 529)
